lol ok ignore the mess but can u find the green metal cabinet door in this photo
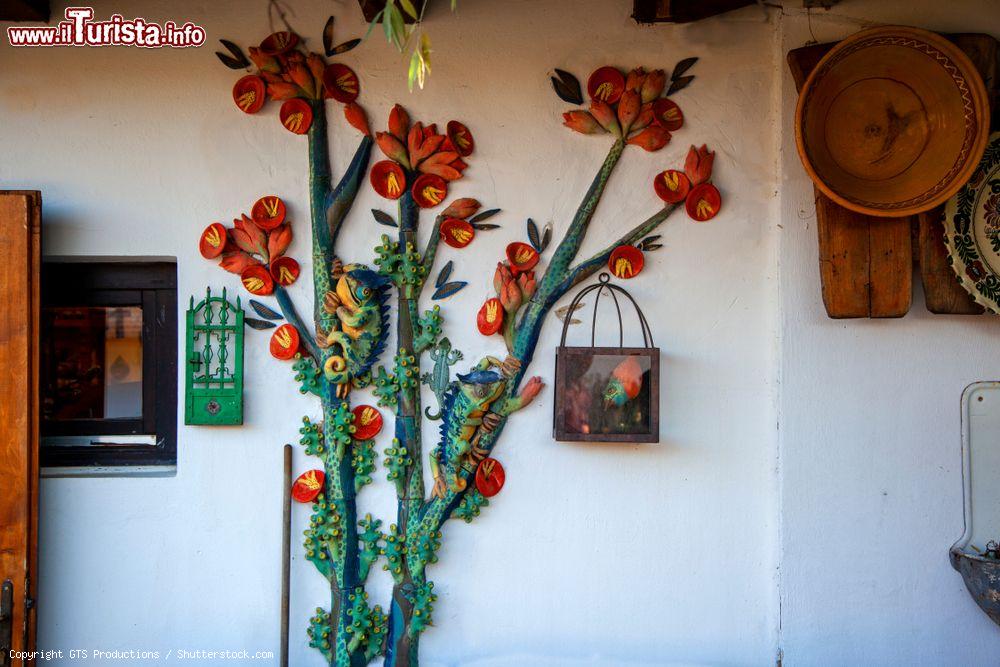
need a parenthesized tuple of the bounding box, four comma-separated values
(185, 287, 244, 425)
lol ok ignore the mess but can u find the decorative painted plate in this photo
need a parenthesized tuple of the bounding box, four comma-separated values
(796, 26, 990, 218)
(944, 132, 1000, 313)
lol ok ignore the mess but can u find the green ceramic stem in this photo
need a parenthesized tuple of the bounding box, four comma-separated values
(384, 190, 425, 667)
(304, 100, 375, 667)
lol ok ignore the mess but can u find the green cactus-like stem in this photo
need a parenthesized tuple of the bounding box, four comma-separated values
(303, 99, 377, 667)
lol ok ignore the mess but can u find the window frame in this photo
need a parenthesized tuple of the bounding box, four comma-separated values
(40, 261, 177, 468)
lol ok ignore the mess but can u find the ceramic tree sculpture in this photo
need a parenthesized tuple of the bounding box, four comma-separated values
(203, 23, 720, 667)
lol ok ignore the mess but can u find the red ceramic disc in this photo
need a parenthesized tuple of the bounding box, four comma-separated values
(686, 183, 722, 222)
(323, 64, 360, 103)
(291, 469, 324, 503)
(653, 169, 691, 204)
(446, 121, 475, 157)
(477, 298, 504, 335)
(352, 405, 384, 440)
(506, 242, 540, 275)
(270, 323, 300, 360)
(241, 264, 274, 296)
(587, 66, 625, 104)
(370, 160, 406, 200)
(412, 174, 448, 208)
(475, 458, 505, 498)
(251, 195, 286, 230)
(440, 218, 475, 248)
(609, 245, 644, 279)
(280, 98, 312, 135)
(652, 98, 684, 132)
(259, 31, 299, 56)
(269, 256, 300, 286)
(199, 222, 228, 259)
(233, 75, 266, 114)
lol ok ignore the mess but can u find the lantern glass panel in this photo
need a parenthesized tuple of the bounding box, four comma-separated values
(554, 347, 659, 443)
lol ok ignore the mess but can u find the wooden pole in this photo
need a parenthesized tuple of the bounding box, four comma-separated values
(281, 444, 292, 667)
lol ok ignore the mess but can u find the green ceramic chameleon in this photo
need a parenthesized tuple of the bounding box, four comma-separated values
(421, 337, 463, 421)
(429, 356, 543, 497)
(318, 260, 391, 398)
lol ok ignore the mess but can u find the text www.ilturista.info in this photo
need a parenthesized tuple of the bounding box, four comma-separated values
(7, 7, 206, 48)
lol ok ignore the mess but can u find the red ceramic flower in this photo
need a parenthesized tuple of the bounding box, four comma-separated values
(685, 144, 715, 186)
(280, 98, 312, 134)
(562, 65, 684, 153)
(199, 223, 228, 259)
(370, 107, 474, 201)
(627, 126, 670, 152)
(440, 218, 475, 248)
(388, 104, 410, 141)
(562, 110, 605, 135)
(477, 298, 504, 335)
(270, 256, 300, 286)
(442, 198, 480, 219)
(344, 102, 370, 136)
(233, 75, 266, 114)
(241, 264, 274, 295)
(412, 173, 448, 208)
(653, 99, 684, 131)
(323, 64, 360, 103)
(588, 66, 626, 104)
(260, 31, 299, 56)
(617, 89, 641, 135)
(352, 405, 383, 440)
(686, 183, 721, 221)
(251, 196, 286, 231)
(609, 245, 644, 279)
(291, 469, 324, 503)
(270, 323, 300, 360)
(371, 160, 407, 200)
(475, 458, 505, 497)
(506, 242, 540, 275)
(654, 169, 691, 204)
(446, 121, 475, 157)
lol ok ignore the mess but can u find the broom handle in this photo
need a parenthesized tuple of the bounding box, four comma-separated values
(280, 444, 292, 667)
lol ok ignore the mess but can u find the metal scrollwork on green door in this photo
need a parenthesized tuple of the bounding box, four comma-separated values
(185, 287, 244, 425)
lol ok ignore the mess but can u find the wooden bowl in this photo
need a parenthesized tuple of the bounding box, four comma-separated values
(795, 26, 990, 218)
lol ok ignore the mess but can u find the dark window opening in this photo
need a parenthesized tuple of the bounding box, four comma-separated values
(41, 262, 177, 467)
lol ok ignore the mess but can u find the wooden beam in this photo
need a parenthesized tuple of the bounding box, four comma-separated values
(633, 0, 754, 23)
(0, 0, 49, 22)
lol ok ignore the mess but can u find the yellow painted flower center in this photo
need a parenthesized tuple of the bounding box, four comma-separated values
(204, 227, 222, 247)
(244, 277, 265, 291)
(696, 199, 714, 217)
(662, 171, 680, 190)
(594, 82, 615, 101)
(278, 266, 295, 284)
(614, 258, 633, 277)
(237, 90, 257, 110)
(337, 74, 357, 94)
(422, 186, 444, 205)
(452, 228, 472, 244)
(386, 172, 401, 196)
(485, 301, 499, 321)
(262, 197, 280, 217)
(275, 327, 293, 348)
(284, 112, 304, 132)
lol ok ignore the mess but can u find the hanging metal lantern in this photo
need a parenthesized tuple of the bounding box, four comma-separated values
(554, 273, 659, 443)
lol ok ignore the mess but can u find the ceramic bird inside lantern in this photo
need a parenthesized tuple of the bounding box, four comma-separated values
(553, 273, 659, 443)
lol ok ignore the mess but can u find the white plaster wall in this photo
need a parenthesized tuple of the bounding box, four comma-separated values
(777, 1, 1000, 665)
(0, 1, 779, 665)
